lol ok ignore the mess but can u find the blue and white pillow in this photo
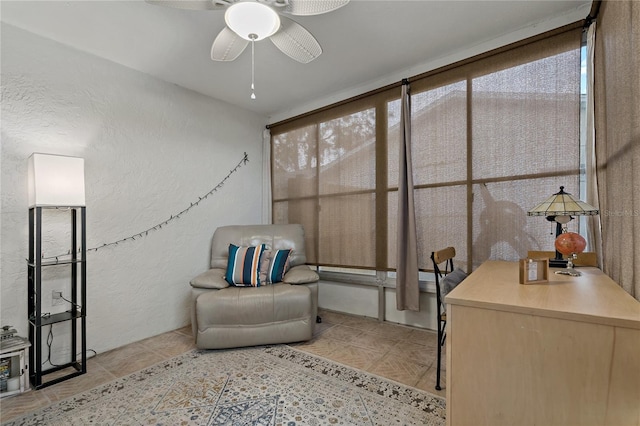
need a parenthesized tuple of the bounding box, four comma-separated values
(259, 249, 292, 284)
(225, 244, 266, 287)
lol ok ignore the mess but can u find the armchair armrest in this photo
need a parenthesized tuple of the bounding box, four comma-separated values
(283, 265, 319, 284)
(190, 268, 229, 289)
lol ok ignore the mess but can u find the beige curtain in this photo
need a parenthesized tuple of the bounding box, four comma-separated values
(594, 0, 640, 299)
(396, 81, 419, 311)
(585, 22, 603, 267)
(262, 128, 272, 224)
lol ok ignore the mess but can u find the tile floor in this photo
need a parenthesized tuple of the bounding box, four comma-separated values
(0, 309, 445, 423)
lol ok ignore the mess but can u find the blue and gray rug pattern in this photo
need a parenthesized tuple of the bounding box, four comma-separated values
(4, 345, 446, 425)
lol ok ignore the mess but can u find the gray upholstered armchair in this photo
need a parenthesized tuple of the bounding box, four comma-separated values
(190, 224, 319, 349)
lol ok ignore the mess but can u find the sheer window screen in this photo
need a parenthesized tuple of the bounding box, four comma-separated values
(271, 25, 583, 273)
(318, 110, 377, 267)
(272, 125, 319, 263)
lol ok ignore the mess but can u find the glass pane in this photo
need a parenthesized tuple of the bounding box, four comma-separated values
(387, 191, 397, 269)
(471, 177, 580, 269)
(388, 82, 467, 188)
(319, 109, 376, 195)
(387, 99, 401, 188)
(272, 125, 317, 200)
(319, 193, 375, 268)
(416, 186, 468, 269)
(273, 200, 317, 264)
(388, 186, 468, 270)
(472, 49, 581, 180)
(412, 81, 468, 186)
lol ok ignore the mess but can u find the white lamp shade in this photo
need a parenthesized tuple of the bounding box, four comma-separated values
(28, 153, 85, 207)
(225, 2, 280, 41)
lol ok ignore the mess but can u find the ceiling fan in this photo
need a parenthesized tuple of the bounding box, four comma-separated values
(146, 0, 350, 64)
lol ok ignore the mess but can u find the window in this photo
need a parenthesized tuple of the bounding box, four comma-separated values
(272, 100, 391, 270)
(271, 25, 584, 273)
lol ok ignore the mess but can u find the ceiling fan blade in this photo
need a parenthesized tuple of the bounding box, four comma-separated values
(145, 0, 227, 11)
(211, 27, 249, 61)
(283, 0, 349, 16)
(269, 17, 322, 63)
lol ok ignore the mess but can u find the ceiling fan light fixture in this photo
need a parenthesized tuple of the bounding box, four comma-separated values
(225, 2, 281, 41)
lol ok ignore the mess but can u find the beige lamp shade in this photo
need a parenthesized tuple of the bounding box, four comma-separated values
(527, 186, 598, 217)
(28, 153, 85, 207)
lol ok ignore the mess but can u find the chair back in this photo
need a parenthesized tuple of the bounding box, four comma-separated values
(430, 246, 458, 392)
(431, 247, 456, 314)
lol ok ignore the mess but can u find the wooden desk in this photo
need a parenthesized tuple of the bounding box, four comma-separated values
(445, 260, 640, 426)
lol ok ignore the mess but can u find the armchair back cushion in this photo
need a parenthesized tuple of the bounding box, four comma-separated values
(210, 224, 308, 269)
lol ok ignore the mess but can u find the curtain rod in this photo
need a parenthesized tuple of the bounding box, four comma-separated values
(267, 20, 585, 130)
(585, 0, 602, 27)
(265, 80, 402, 129)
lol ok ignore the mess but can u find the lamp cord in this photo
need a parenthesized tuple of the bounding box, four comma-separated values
(44, 324, 97, 368)
(46, 326, 63, 367)
(60, 295, 82, 311)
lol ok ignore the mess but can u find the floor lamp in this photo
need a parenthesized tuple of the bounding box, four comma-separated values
(27, 153, 87, 388)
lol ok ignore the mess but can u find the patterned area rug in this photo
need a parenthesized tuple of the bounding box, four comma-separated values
(4, 345, 446, 425)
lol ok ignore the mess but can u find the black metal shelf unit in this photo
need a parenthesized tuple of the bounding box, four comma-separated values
(27, 206, 87, 389)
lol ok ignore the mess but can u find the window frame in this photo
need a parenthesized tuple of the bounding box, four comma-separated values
(269, 22, 587, 278)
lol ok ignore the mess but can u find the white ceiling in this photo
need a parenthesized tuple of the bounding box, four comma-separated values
(1, 0, 591, 121)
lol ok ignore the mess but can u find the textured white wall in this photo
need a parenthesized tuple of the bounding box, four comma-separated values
(1, 24, 267, 359)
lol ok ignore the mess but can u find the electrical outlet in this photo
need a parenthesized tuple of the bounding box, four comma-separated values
(52, 290, 64, 306)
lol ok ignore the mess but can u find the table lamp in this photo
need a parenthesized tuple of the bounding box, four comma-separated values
(527, 186, 598, 268)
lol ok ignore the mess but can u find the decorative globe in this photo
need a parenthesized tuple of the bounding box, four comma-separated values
(555, 232, 587, 256)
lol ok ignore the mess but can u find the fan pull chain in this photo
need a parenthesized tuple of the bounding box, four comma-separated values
(250, 34, 257, 100)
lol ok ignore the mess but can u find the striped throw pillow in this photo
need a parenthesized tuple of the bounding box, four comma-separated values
(259, 249, 292, 284)
(225, 244, 265, 287)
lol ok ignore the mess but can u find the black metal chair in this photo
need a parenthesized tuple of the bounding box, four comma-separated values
(430, 246, 456, 391)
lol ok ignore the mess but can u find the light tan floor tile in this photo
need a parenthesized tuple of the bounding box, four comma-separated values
(316, 309, 352, 325)
(365, 322, 415, 340)
(174, 325, 193, 337)
(40, 360, 116, 403)
(406, 327, 440, 346)
(318, 324, 364, 342)
(367, 352, 430, 388)
(138, 330, 197, 358)
(338, 315, 380, 332)
(294, 337, 346, 359)
(0, 388, 52, 423)
(349, 331, 399, 353)
(93, 342, 166, 378)
(312, 320, 334, 337)
(415, 365, 446, 398)
(326, 343, 386, 371)
(388, 341, 438, 368)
